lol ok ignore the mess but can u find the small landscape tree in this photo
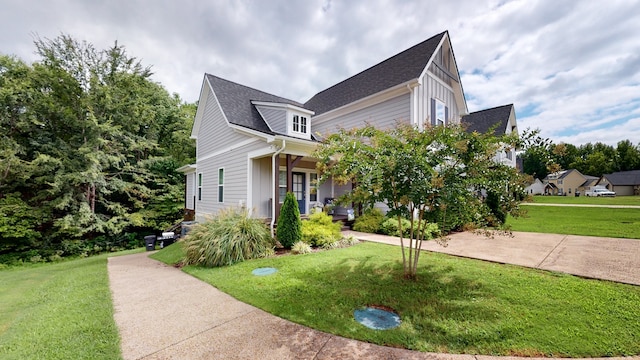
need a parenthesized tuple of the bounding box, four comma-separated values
(315, 123, 525, 279)
(277, 192, 302, 248)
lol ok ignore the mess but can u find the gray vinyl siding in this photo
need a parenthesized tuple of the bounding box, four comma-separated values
(312, 94, 411, 136)
(419, 73, 460, 126)
(197, 89, 247, 158)
(185, 172, 195, 210)
(255, 106, 286, 133)
(196, 140, 266, 217)
(252, 157, 273, 218)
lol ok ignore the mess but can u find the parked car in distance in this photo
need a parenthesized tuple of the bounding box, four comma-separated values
(585, 188, 616, 197)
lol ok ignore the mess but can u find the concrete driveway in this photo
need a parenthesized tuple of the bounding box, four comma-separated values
(345, 231, 640, 286)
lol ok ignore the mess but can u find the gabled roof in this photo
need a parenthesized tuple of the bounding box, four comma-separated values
(304, 31, 447, 116)
(206, 74, 305, 135)
(461, 104, 514, 135)
(602, 170, 640, 185)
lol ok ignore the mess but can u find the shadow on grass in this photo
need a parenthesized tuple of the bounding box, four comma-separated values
(258, 251, 505, 352)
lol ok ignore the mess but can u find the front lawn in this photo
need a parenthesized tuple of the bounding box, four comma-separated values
(166, 242, 640, 357)
(0, 250, 141, 360)
(529, 195, 640, 206)
(508, 206, 640, 239)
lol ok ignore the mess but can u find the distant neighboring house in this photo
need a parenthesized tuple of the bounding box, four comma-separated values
(461, 104, 518, 168)
(524, 178, 544, 195)
(179, 31, 519, 229)
(543, 169, 596, 196)
(598, 170, 640, 196)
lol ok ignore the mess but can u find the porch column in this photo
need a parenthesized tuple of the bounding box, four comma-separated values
(285, 154, 304, 192)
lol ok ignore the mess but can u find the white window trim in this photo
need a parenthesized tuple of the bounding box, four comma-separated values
(217, 168, 224, 203)
(291, 114, 308, 135)
(197, 173, 203, 201)
(435, 99, 446, 126)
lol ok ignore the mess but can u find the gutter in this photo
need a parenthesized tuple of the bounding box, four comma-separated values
(270, 139, 286, 237)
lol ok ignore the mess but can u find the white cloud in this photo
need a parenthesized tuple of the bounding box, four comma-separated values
(1, 0, 639, 146)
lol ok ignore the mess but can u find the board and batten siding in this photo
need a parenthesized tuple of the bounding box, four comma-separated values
(197, 90, 248, 158)
(195, 139, 265, 219)
(255, 106, 286, 133)
(417, 72, 460, 126)
(312, 94, 410, 136)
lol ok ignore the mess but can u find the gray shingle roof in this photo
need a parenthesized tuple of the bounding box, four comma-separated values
(206, 74, 304, 135)
(603, 170, 640, 185)
(304, 31, 447, 116)
(461, 104, 513, 135)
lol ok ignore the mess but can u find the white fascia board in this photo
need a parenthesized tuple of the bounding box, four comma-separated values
(273, 135, 317, 150)
(251, 101, 315, 116)
(176, 164, 197, 173)
(311, 79, 417, 124)
(191, 75, 210, 139)
(419, 33, 469, 116)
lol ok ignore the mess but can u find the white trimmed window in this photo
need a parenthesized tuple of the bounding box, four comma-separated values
(197, 173, 203, 201)
(435, 100, 445, 126)
(279, 170, 286, 202)
(310, 173, 318, 202)
(292, 115, 307, 134)
(218, 168, 224, 203)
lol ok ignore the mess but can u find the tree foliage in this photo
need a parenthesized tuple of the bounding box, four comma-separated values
(0, 34, 195, 259)
(518, 128, 640, 179)
(314, 123, 525, 279)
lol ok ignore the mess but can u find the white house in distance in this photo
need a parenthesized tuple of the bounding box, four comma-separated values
(178, 31, 519, 231)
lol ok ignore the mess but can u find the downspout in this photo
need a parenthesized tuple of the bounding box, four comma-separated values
(270, 140, 286, 237)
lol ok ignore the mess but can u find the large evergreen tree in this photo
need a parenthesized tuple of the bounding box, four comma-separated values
(0, 35, 195, 258)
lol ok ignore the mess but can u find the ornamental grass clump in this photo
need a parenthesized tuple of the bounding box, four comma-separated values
(183, 207, 275, 267)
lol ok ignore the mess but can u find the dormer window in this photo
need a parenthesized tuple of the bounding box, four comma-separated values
(293, 115, 307, 134)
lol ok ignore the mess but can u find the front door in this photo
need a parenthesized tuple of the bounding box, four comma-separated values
(292, 172, 306, 214)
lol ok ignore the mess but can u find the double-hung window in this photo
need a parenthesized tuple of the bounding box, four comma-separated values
(292, 115, 307, 134)
(435, 100, 445, 126)
(310, 173, 318, 202)
(218, 168, 224, 203)
(279, 170, 286, 202)
(197, 173, 203, 201)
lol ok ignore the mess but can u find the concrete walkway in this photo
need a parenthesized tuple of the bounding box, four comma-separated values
(108, 231, 640, 359)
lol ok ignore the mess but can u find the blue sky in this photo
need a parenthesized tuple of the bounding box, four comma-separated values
(2, 0, 639, 146)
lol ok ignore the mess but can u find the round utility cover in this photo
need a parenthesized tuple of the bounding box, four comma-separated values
(251, 267, 278, 276)
(354, 307, 401, 330)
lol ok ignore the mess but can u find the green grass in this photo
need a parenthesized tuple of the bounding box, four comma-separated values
(529, 195, 640, 206)
(0, 249, 142, 360)
(508, 206, 640, 239)
(160, 242, 640, 357)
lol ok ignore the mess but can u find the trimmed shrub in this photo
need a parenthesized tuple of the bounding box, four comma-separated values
(381, 217, 412, 237)
(301, 211, 341, 247)
(277, 192, 302, 248)
(291, 241, 313, 254)
(353, 208, 385, 233)
(380, 217, 440, 239)
(183, 207, 275, 267)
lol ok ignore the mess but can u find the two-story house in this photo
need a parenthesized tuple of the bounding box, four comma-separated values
(543, 169, 597, 196)
(178, 31, 519, 231)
